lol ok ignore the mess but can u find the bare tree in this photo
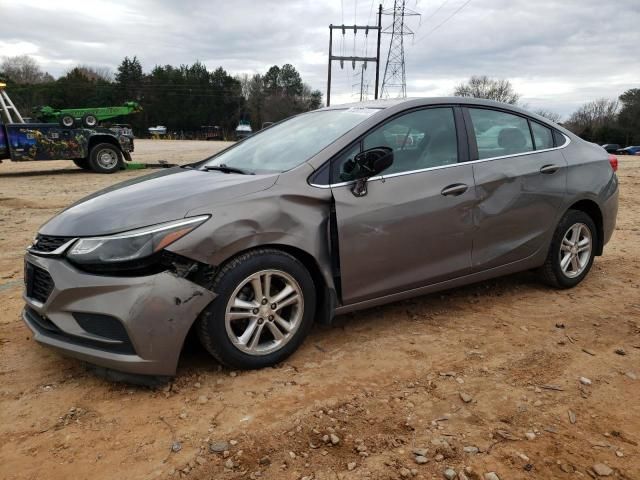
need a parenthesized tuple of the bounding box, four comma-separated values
(73, 65, 113, 82)
(565, 98, 619, 135)
(534, 109, 562, 123)
(235, 73, 251, 99)
(454, 75, 520, 105)
(1, 55, 52, 84)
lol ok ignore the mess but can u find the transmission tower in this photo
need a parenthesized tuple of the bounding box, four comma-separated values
(381, 0, 420, 99)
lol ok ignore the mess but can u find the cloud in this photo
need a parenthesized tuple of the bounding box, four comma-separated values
(1, 0, 638, 116)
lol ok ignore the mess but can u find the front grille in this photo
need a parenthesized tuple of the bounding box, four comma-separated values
(32, 235, 72, 253)
(25, 262, 54, 303)
(24, 307, 136, 355)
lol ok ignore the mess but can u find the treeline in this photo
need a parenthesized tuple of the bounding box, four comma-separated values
(454, 76, 640, 145)
(0, 55, 323, 138)
(563, 92, 640, 146)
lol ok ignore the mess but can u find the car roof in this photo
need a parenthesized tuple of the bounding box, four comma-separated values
(321, 96, 574, 137)
(323, 96, 529, 111)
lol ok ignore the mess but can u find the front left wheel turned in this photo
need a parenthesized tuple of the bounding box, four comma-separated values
(197, 249, 317, 369)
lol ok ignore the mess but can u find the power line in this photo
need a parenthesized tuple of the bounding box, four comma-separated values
(351, 0, 359, 99)
(366, 0, 376, 24)
(422, 0, 451, 22)
(415, 0, 472, 42)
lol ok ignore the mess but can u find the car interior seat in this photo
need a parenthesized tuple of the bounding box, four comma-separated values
(419, 128, 457, 168)
(498, 127, 527, 155)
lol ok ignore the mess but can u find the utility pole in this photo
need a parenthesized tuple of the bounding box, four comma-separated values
(352, 63, 368, 102)
(381, 0, 420, 99)
(326, 4, 383, 106)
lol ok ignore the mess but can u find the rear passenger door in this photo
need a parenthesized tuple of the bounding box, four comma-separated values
(465, 107, 568, 270)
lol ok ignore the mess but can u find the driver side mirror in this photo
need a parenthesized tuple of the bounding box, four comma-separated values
(343, 147, 393, 197)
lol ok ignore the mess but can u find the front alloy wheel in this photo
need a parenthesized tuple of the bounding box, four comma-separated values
(197, 249, 316, 369)
(225, 270, 304, 355)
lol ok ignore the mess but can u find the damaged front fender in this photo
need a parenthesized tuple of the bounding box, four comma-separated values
(166, 168, 337, 298)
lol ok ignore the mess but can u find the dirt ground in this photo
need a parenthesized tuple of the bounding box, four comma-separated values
(0, 140, 638, 480)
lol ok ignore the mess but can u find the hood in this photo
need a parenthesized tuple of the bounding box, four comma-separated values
(40, 167, 278, 236)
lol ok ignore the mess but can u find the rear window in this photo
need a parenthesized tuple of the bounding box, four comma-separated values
(553, 130, 566, 147)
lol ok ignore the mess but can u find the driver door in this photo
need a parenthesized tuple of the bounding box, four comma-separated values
(331, 106, 476, 305)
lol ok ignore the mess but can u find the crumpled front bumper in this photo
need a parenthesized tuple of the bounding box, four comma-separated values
(22, 252, 215, 376)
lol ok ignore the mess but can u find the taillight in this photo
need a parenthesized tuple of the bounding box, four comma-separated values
(608, 154, 618, 172)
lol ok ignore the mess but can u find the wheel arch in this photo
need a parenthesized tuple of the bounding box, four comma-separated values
(180, 242, 336, 368)
(88, 134, 122, 156)
(566, 199, 604, 255)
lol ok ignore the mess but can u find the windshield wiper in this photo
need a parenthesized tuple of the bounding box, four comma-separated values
(202, 164, 253, 175)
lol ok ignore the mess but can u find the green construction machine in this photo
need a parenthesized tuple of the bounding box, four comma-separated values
(35, 101, 142, 128)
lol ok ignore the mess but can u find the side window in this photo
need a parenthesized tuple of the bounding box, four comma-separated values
(531, 121, 554, 150)
(553, 129, 566, 147)
(331, 144, 360, 183)
(333, 107, 458, 181)
(468, 108, 534, 159)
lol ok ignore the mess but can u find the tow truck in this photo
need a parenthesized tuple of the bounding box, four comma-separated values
(0, 83, 136, 173)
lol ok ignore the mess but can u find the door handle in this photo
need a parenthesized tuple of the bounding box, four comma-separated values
(441, 183, 468, 196)
(540, 164, 559, 174)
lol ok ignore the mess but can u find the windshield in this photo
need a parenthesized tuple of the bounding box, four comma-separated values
(201, 108, 380, 173)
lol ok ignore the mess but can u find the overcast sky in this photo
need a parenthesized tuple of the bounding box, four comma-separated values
(1, 0, 638, 118)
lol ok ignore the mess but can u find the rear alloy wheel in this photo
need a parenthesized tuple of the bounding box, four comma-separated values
(559, 223, 592, 279)
(197, 249, 316, 369)
(89, 143, 122, 173)
(540, 210, 597, 288)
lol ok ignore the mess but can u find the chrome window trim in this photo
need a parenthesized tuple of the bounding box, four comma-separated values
(309, 133, 571, 189)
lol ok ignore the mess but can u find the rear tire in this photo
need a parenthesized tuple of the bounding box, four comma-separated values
(539, 209, 597, 289)
(197, 249, 316, 370)
(89, 143, 122, 174)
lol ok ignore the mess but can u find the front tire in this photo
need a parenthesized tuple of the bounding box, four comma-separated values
(197, 249, 316, 369)
(89, 143, 122, 173)
(539, 210, 597, 289)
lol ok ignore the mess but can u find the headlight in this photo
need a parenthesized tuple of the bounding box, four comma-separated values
(67, 215, 209, 265)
